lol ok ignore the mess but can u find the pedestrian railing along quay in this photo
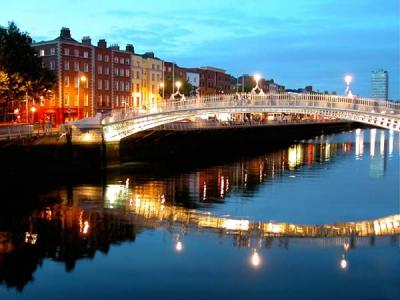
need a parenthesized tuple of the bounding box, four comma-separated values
(101, 93, 400, 142)
(0, 124, 60, 141)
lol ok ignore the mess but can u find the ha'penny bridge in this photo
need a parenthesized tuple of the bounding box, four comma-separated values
(72, 93, 400, 144)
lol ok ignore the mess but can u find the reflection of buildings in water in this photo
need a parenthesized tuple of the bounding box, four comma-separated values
(369, 130, 387, 178)
(355, 129, 364, 158)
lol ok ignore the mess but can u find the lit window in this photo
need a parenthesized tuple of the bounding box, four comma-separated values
(64, 61, 69, 70)
(64, 48, 70, 55)
(97, 54, 102, 61)
(39, 49, 45, 56)
(65, 93, 70, 106)
(84, 63, 88, 72)
(64, 76, 70, 87)
(98, 66, 103, 74)
(84, 94, 89, 106)
(83, 51, 89, 58)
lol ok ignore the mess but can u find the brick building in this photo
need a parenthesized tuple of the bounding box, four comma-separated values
(32, 27, 132, 124)
(186, 67, 231, 95)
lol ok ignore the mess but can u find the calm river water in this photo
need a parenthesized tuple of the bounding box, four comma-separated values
(0, 128, 399, 299)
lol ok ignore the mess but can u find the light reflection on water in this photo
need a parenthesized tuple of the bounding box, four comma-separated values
(0, 128, 399, 299)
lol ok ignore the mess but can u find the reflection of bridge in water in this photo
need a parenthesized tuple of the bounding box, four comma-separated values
(0, 132, 398, 290)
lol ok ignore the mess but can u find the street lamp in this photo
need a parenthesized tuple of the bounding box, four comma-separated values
(77, 75, 87, 119)
(344, 74, 353, 98)
(251, 73, 264, 95)
(160, 82, 165, 99)
(175, 81, 182, 92)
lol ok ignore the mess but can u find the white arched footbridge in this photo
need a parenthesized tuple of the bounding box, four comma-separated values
(98, 93, 400, 142)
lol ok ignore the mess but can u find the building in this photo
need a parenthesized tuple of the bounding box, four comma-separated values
(32, 27, 133, 124)
(237, 75, 285, 94)
(371, 69, 388, 100)
(131, 52, 163, 110)
(186, 67, 231, 95)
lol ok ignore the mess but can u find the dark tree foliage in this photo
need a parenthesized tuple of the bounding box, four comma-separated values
(0, 22, 56, 121)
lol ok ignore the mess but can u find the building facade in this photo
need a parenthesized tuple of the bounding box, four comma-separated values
(131, 52, 163, 111)
(32, 27, 133, 124)
(371, 69, 388, 100)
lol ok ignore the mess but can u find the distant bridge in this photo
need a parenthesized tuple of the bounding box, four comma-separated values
(73, 93, 400, 143)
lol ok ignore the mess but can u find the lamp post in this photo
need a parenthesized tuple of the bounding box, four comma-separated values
(251, 73, 264, 95)
(160, 82, 165, 99)
(77, 75, 87, 119)
(344, 75, 353, 98)
(175, 81, 182, 94)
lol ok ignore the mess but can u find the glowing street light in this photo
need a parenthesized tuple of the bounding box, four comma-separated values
(160, 82, 165, 99)
(175, 81, 182, 91)
(344, 74, 354, 98)
(251, 73, 265, 95)
(77, 75, 87, 119)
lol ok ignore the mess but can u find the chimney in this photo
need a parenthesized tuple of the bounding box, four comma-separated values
(126, 44, 134, 53)
(60, 27, 71, 39)
(109, 44, 120, 50)
(97, 39, 107, 48)
(82, 36, 92, 45)
(143, 52, 155, 59)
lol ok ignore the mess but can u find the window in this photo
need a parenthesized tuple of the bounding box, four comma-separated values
(125, 69, 130, 77)
(136, 71, 140, 79)
(105, 80, 109, 90)
(65, 93, 70, 106)
(98, 79, 102, 90)
(106, 95, 110, 106)
(98, 95, 103, 107)
(50, 48, 56, 55)
(83, 51, 89, 58)
(114, 57, 119, 63)
(64, 61, 70, 70)
(104, 55, 109, 62)
(125, 82, 129, 92)
(84, 94, 89, 106)
(119, 58, 124, 64)
(98, 66, 103, 75)
(152, 74, 155, 81)
(136, 83, 140, 92)
(119, 82, 124, 91)
(74, 62, 79, 71)
(74, 94, 78, 106)
(152, 64, 155, 70)
(39, 49, 45, 56)
(126, 58, 130, 65)
(84, 63, 89, 72)
(151, 85, 154, 93)
(97, 54, 102, 61)
(115, 81, 119, 91)
(119, 69, 124, 76)
(74, 49, 79, 57)
(157, 65, 160, 70)
(64, 76, 70, 87)
(115, 68, 119, 76)
(105, 67, 109, 75)
(156, 74, 160, 81)
(64, 48, 70, 55)
(50, 61, 55, 70)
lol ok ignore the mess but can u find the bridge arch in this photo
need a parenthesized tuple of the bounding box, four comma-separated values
(101, 93, 400, 142)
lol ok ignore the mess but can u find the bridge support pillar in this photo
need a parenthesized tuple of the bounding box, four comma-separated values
(103, 141, 120, 165)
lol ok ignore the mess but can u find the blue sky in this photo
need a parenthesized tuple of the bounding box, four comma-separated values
(1, 0, 399, 99)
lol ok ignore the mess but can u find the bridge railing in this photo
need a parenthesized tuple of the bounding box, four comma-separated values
(105, 93, 400, 125)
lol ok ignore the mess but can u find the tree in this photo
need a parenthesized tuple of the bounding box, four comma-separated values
(162, 75, 195, 99)
(0, 22, 56, 122)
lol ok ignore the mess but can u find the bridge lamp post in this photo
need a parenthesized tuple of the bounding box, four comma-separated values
(251, 73, 264, 95)
(344, 75, 353, 98)
(77, 75, 87, 119)
(176, 81, 182, 93)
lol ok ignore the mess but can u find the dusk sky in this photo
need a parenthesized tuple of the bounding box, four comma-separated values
(1, 0, 399, 99)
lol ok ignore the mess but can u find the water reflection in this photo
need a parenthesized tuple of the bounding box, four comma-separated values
(0, 129, 399, 293)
